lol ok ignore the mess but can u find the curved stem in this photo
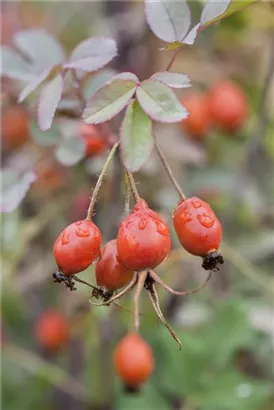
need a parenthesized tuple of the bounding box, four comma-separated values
(133, 271, 147, 332)
(113, 301, 143, 316)
(149, 270, 212, 296)
(89, 273, 138, 306)
(86, 142, 120, 220)
(165, 47, 182, 71)
(148, 283, 182, 350)
(126, 171, 140, 202)
(124, 172, 131, 215)
(154, 141, 186, 201)
(74, 276, 97, 290)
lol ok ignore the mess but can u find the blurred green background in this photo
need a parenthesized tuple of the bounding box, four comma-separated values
(1, 1, 273, 410)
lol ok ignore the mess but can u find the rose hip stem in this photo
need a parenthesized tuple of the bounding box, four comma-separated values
(86, 142, 120, 220)
(154, 141, 186, 200)
(126, 170, 140, 202)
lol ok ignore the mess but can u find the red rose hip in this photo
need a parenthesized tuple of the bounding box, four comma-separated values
(95, 239, 134, 291)
(35, 310, 70, 350)
(180, 93, 211, 139)
(79, 123, 106, 157)
(208, 80, 248, 132)
(173, 197, 223, 270)
(114, 332, 154, 390)
(53, 219, 101, 275)
(117, 199, 171, 270)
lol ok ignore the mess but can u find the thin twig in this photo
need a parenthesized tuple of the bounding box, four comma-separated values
(149, 270, 212, 296)
(74, 276, 97, 290)
(126, 170, 140, 202)
(89, 273, 138, 306)
(154, 140, 186, 200)
(165, 47, 182, 71)
(133, 271, 147, 331)
(86, 142, 120, 220)
(124, 172, 131, 215)
(148, 283, 182, 350)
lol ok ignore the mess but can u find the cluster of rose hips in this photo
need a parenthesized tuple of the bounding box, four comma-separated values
(180, 80, 248, 139)
(52, 141, 223, 390)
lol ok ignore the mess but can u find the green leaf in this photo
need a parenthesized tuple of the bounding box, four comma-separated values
(1, 169, 36, 213)
(160, 42, 183, 51)
(83, 69, 118, 99)
(202, 0, 258, 28)
(38, 74, 64, 131)
(65, 37, 117, 72)
(55, 137, 86, 166)
(136, 79, 188, 123)
(13, 29, 65, 71)
(120, 100, 153, 172)
(200, 0, 231, 26)
(30, 121, 60, 146)
(195, 371, 271, 410)
(152, 327, 208, 396)
(83, 74, 138, 124)
(18, 65, 55, 103)
(150, 72, 191, 89)
(202, 299, 253, 368)
(115, 384, 170, 410)
(145, 0, 191, 43)
(0, 46, 34, 81)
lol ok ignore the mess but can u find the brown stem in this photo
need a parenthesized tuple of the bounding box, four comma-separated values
(74, 276, 97, 290)
(86, 142, 120, 220)
(154, 141, 186, 200)
(124, 172, 131, 216)
(133, 271, 147, 331)
(148, 283, 182, 350)
(126, 171, 140, 202)
(165, 47, 182, 71)
(89, 273, 138, 306)
(149, 270, 212, 296)
(113, 301, 143, 316)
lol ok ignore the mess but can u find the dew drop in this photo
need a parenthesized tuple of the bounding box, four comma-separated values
(138, 218, 148, 230)
(191, 199, 202, 209)
(61, 231, 71, 245)
(75, 221, 82, 226)
(197, 213, 214, 228)
(75, 228, 90, 238)
(156, 222, 169, 236)
(179, 210, 192, 224)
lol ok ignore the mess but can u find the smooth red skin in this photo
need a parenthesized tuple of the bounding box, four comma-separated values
(117, 199, 171, 270)
(1, 106, 29, 150)
(208, 81, 248, 132)
(53, 220, 101, 276)
(79, 123, 106, 157)
(95, 240, 134, 291)
(173, 197, 222, 256)
(180, 93, 211, 139)
(114, 332, 154, 387)
(35, 311, 69, 350)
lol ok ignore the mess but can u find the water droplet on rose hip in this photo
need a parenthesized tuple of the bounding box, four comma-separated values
(75, 228, 90, 237)
(138, 218, 148, 230)
(75, 221, 82, 226)
(61, 231, 71, 245)
(197, 213, 214, 228)
(179, 210, 192, 224)
(191, 199, 202, 208)
(156, 222, 169, 236)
